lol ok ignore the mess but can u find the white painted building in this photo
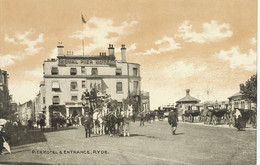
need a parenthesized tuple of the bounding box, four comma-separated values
(40, 43, 142, 126)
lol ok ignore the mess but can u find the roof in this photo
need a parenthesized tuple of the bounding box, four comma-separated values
(176, 89, 200, 103)
(228, 92, 243, 99)
(202, 100, 216, 106)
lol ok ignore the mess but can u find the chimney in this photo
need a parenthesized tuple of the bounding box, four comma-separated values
(57, 42, 64, 56)
(186, 89, 190, 96)
(121, 44, 127, 62)
(108, 44, 114, 56)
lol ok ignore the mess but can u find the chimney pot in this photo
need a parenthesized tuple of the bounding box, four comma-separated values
(57, 41, 64, 56)
(108, 44, 115, 56)
(186, 89, 190, 95)
(121, 44, 127, 62)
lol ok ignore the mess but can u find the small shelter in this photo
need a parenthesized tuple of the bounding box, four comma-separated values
(176, 89, 200, 113)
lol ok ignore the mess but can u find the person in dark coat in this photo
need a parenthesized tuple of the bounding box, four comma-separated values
(139, 112, 145, 126)
(0, 125, 4, 155)
(168, 108, 179, 135)
(40, 118, 46, 132)
(83, 114, 93, 138)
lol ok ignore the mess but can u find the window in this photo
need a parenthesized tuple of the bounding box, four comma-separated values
(82, 80, 86, 88)
(234, 101, 239, 108)
(71, 95, 78, 101)
(43, 97, 45, 104)
(52, 81, 60, 91)
(90, 83, 93, 89)
(241, 101, 245, 109)
(116, 68, 122, 76)
(91, 68, 98, 75)
(81, 66, 86, 74)
(51, 67, 59, 75)
(70, 82, 78, 91)
(116, 82, 123, 92)
(133, 68, 138, 76)
(70, 68, 77, 75)
(133, 81, 138, 94)
(52, 96, 60, 105)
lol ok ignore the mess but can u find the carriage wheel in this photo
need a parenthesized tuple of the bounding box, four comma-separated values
(190, 115, 194, 123)
(223, 114, 227, 124)
(252, 115, 257, 129)
(212, 115, 217, 125)
(203, 117, 207, 124)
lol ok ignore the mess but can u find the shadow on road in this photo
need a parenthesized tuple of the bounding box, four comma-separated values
(174, 133, 184, 135)
(0, 162, 52, 165)
(128, 134, 157, 139)
(43, 127, 78, 133)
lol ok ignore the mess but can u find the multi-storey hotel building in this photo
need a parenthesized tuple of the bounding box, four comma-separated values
(40, 43, 142, 126)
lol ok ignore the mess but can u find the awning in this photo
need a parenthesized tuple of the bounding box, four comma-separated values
(52, 82, 60, 89)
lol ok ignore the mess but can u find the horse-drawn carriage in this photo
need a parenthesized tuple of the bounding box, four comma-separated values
(201, 106, 228, 125)
(230, 108, 257, 129)
(182, 109, 200, 122)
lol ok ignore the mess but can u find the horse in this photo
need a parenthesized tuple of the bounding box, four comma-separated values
(93, 110, 100, 134)
(123, 108, 133, 137)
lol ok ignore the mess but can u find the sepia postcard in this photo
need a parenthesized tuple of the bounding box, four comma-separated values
(0, 0, 258, 164)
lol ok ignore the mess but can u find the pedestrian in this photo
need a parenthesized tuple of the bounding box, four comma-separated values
(0, 125, 4, 155)
(40, 117, 46, 132)
(234, 108, 244, 131)
(83, 113, 93, 138)
(168, 108, 179, 135)
(139, 112, 144, 126)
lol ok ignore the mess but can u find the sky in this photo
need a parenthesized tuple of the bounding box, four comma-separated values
(0, 0, 257, 109)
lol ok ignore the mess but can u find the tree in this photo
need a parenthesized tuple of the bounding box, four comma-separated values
(0, 84, 11, 118)
(240, 74, 257, 103)
(122, 96, 140, 112)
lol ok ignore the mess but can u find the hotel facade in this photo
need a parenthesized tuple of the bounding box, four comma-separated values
(40, 43, 143, 126)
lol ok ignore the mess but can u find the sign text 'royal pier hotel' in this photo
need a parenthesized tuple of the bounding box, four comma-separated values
(58, 56, 116, 66)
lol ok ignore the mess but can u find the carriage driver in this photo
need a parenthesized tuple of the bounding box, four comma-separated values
(83, 113, 93, 138)
(168, 108, 179, 135)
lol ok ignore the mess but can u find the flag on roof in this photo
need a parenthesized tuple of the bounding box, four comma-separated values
(81, 14, 86, 24)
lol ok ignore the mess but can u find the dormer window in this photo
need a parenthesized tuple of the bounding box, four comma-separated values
(51, 67, 59, 75)
(133, 68, 138, 76)
(91, 68, 98, 75)
(70, 68, 77, 75)
(116, 68, 122, 76)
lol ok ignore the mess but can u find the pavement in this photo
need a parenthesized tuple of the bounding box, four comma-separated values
(0, 121, 256, 165)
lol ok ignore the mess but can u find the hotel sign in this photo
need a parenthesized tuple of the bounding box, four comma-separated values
(58, 58, 115, 66)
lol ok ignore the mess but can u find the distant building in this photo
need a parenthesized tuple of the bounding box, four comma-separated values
(228, 91, 256, 111)
(17, 100, 33, 125)
(40, 43, 143, 126)
(140, 91, 150, 113)
(176, 89, 200, 113)
(0, 69, 10, 116)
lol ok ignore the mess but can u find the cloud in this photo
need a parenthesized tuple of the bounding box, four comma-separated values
(127, 43, 137, 51)
(135, 36, 181, 55)
(250, 37, 257, 45)
(71, 17, 138, 53)
(0, 54, 16, 68)
(9, 80, 40, 103)
(177, 20, 233, 44)
(49, 48, 58, 58)
(2, 30, 44, 67)
(26, 67, 43, 79)
(164, 61, 206, 79)
(215, 46, 256, 71)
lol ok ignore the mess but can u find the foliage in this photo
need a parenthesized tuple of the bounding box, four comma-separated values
(0, 85, 11, 118)
(122, 96, 140, 112)
(240, 74, 257, 103)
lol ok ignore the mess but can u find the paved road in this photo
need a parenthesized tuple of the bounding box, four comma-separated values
(0, 121, 256, 165)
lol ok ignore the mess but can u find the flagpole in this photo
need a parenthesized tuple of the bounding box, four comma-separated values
(81, 13, 85, 55)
